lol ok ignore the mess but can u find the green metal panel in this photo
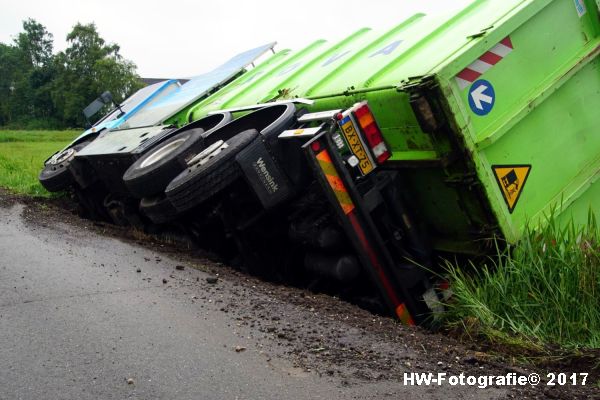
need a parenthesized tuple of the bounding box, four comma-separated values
(188, 1, 525, 114)
(185, 0, 599, 250)
(184, 48, 292, 121)
(558, 176, 600, 227)
(436, 0, 600, 241)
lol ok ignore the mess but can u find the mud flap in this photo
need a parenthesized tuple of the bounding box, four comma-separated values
(236, 139, 293, 210)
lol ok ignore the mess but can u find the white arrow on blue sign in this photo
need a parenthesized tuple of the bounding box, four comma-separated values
(468, 79, 495, 116)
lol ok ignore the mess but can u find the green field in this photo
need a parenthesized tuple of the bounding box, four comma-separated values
(0, 130, 80, 196)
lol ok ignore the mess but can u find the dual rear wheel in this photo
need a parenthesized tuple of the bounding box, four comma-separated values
(125, 104, 297, 223)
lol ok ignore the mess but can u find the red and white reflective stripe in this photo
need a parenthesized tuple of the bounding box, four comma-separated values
(455, 37, 514, 90)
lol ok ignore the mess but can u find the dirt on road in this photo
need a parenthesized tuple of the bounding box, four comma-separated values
(1, 189, 598, 399)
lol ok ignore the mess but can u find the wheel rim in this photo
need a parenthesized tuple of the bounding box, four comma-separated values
(187, 140, 228, 167)
(140, 138, 187, 168)
(48, 148, 76, 165)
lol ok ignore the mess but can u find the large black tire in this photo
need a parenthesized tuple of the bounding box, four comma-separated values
(255, 103, 296, 140)
(201, 104, 296, 147)
(123, 130, 202, 198)
(166, 129, 259, 212)
(122, 113, 232, 199)
(139, 194, 180, 224)
(39, 142, 89, 192)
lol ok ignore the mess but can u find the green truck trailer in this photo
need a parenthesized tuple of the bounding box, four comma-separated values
(173, 0, 599, 322)
(47, 0, 599, 324)
(184, 0, 599, 248)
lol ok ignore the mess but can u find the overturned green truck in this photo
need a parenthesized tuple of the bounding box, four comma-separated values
(42, 0, 600, 324)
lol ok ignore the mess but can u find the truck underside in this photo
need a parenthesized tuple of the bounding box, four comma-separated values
(62, 100, 480, 325)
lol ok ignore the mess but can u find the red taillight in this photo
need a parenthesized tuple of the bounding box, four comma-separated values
(352, 102, 390, 164)
(311, 141, 322, 152)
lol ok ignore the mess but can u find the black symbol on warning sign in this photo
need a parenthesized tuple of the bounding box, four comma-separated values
(500, 169, 519, 199)
(492, 164, 531, 214)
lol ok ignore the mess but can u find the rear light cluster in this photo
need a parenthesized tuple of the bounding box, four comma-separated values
(352, 102, 391, 164)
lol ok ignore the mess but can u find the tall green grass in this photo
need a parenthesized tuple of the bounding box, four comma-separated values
(0, 130, 80, 196)
(445, 214, 600, 349)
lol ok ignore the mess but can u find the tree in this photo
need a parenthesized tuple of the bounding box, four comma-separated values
(52, 23, 143, 126)
(0, 19, 57, 126)
(0, 20, 143, 128)
(18, 20, 56, 123)
(15, 18, 54, 68)
(0, 43, 19, 125)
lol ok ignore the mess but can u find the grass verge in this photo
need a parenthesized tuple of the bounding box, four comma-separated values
(0, 130, 80, 196)
(445, 214, 600, 350)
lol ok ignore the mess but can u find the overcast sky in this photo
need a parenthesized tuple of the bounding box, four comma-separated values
(1, 0, 472, 78)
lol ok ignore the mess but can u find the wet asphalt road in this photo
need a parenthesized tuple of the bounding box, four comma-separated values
(0, 203, 510, 400)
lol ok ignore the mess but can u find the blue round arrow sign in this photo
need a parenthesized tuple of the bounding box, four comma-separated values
(468, 79, 495, 116)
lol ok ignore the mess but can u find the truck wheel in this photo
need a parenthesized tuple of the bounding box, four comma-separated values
(123, 112, 232, 198)
(255, 103, 296, 140)
(39, 142, 89, 192)
(123, 130, 202, 198)
(201, 103, 296, 145)
(139, 194, 180, 224)
(166, 129, 259, 212)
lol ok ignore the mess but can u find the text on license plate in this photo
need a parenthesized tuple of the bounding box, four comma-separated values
(339, 116, 373, 175)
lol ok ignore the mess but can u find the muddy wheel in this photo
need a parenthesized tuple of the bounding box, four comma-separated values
(39, 142, 89, 192)
(166, 129, 259, 212)
(139, 194, 180, 224)
(122, 113, 232, 198)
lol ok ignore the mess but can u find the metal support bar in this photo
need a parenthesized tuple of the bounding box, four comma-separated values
(208, 98, 314, 115)
(303, 128, 434, 325)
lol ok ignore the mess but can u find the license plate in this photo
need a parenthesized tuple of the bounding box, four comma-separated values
(338, 115, 374, 175)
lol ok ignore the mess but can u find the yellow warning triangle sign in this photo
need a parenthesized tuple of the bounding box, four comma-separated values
(492, 165, 531, 213)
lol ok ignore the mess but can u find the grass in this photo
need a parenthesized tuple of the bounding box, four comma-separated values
(0, 130, 80, 196)
(445, 213, 600, 350)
